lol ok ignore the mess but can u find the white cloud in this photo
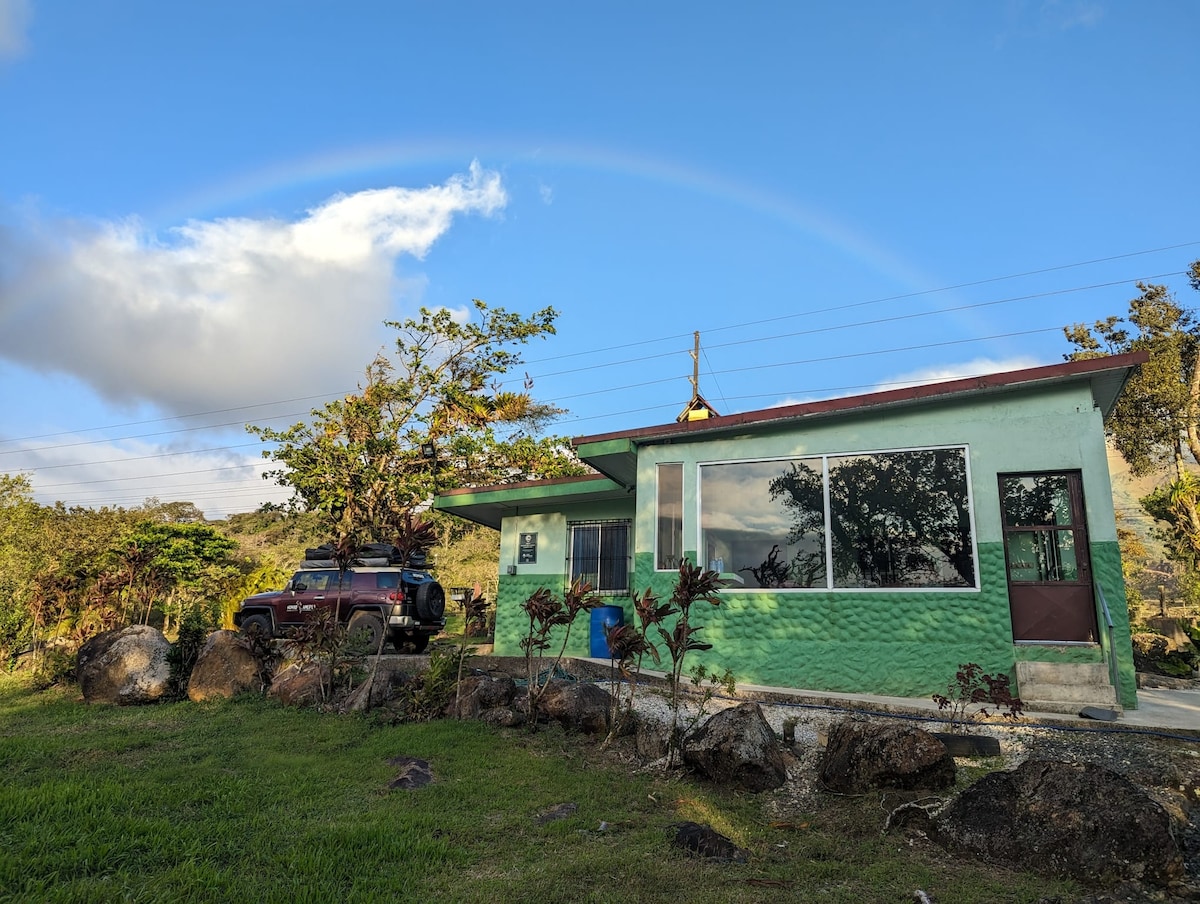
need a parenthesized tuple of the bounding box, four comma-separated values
(0, 162, 507, 416)
(879, 356, 1044, 390)
(1040, 0, 1104, 30)
(0, 0, 31, 60)
(996, 0, 1104, 46)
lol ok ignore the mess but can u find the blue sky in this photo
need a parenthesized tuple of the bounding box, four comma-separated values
(1, 1, 1197, 518)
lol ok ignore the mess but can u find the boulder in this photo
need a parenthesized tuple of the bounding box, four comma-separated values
(635, 711, 672, 761)
(683, 702, 787, 792)
(77, 625, 172, 705)
(933, 759, 1184, 888)
(445, 674, 517, 720)
(187, 630, 265, 702)
(1132, 632, 1197, 678)
(267, 661, 329, 707)
(480, 706, 523, 728)
(819, 719, 955, 793)
(387, 755, 434, 790)
(670, 822, 749, 862)
(538, 679, 612, 734)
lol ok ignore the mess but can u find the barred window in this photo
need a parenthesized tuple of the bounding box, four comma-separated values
(568, 520, 631, 594)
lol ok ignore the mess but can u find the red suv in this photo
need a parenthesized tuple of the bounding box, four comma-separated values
(234, 547, 446, 653)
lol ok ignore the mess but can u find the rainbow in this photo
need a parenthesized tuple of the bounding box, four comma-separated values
(151, 138, 937, 293)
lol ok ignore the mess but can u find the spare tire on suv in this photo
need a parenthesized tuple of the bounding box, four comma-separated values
(414, 582, 446, 621)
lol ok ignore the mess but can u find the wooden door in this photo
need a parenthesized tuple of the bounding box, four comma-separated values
(999, 471, 1098, 643)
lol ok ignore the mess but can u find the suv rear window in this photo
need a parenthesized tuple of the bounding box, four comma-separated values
(375, 572, 400, 590)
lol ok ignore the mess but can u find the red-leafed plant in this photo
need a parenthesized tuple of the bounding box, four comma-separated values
(519, 579, 600, 728)
(659, 559, 725, 757)
(932, 662, 1024, 732)
(601, 588, 672, 747)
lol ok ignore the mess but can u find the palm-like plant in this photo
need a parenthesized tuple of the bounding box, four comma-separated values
(519, 579, 600, 728)
(658, 559, 725, 759)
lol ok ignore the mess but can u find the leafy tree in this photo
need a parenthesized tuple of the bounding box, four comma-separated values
(107, 520, 239, 632)
(1065, 261, 1200, 566)
(1065, 275, 1200, 477)
(249, 300, 584, 541)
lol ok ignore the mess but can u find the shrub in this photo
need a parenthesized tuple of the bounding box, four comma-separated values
(932, 663, 1023, 732)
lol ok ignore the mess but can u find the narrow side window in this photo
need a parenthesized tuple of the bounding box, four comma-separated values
(656, 462, 683, 570)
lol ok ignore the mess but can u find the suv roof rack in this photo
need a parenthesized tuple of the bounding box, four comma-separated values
(302, 542, 427, 569)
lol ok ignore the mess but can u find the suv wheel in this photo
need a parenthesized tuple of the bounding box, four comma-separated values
(347, 611, 386, 653)
(241, 614, 273, 638)
(414, 582, 446, 620)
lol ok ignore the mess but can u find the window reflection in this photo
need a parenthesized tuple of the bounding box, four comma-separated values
(699, 448, 975, 590)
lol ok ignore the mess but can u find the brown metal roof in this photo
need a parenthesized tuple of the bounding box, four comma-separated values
(571, 351, 1148, 449)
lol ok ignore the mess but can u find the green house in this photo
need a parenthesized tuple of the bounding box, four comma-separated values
(436, 352, 1147, 712)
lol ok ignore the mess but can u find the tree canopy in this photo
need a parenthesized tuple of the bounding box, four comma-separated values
(249, 300, 585, 541)
(1065, 260, 1200, 567)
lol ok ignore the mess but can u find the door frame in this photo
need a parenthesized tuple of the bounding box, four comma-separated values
(999, 469, 1099, 644)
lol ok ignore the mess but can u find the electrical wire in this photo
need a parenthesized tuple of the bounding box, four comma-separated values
(3, 247, 1196, 512)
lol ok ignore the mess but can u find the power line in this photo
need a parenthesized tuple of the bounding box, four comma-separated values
(0, 318, 1129, 479)
(0, 392, 341, 446)
(514, 241, 1200, 367)
(8, 247, 1199, 509)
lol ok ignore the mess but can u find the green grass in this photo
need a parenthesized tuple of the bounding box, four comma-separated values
(0, 676, 1076, 903)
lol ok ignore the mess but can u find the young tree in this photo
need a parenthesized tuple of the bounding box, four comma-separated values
(249, 300, 584, 540)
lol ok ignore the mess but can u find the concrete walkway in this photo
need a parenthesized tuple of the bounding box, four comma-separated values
(730, 680, 1200, 738)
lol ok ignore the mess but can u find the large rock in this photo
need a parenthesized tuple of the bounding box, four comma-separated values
(683, 702, 787, 792)
(635, 711, 672, 761)
(819, 719, 955, 793)
(267, 661, 329, 707)
(538, 679, 612, 734)
(77, 625, 172, 705)
(670, 822, 749, 862)
(933, 759, 1184, 888)
(187, 630, 265, 702)
(446, 674, 517, 720)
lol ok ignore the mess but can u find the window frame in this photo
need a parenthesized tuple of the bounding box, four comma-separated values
(567, 519, 632, 595)
(655, 462, 684, 571)
(697, 444, 980, 592)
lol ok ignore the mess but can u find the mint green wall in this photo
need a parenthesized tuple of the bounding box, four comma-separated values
(493, 382, 1138, 708)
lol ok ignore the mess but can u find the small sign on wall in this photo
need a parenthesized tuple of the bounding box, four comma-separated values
(518, 532, 538, 564)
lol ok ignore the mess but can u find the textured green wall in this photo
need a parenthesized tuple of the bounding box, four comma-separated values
(494, 544, 1137, 708)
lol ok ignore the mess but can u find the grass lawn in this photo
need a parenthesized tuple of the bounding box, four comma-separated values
(0, 676, 1076, 903)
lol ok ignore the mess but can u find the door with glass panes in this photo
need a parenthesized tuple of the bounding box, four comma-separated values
(999, 471, 1098, 643)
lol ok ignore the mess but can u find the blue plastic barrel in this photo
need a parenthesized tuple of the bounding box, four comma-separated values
(589, 605, 624, 658)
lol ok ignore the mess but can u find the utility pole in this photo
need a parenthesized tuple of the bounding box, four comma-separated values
(690, 330, 701, 399)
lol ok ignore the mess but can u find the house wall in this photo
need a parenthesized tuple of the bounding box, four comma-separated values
(491, 382, 1137, 708)
(493, 499, 636, 659)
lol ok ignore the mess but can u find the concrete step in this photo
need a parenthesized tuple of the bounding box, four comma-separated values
(1016, 660, 1121, 715)
(1016, 660, 1111, 687)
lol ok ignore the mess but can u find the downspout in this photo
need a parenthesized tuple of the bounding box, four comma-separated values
(1094, 582, 1122, 706)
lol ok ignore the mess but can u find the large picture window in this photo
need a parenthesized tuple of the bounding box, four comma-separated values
(568, 520, 631, 594)
(700, 447, 976, 590)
